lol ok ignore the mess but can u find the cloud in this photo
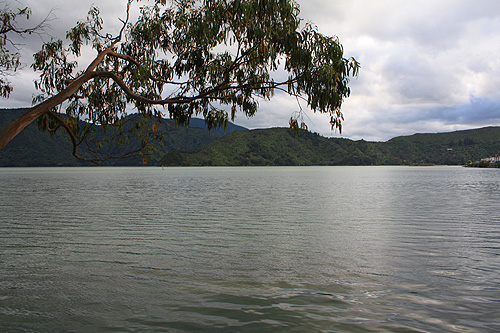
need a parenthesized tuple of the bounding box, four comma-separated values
(292, 0, 500, 140)
(434, 96, 500, 125)
(338, 96, 500, 141)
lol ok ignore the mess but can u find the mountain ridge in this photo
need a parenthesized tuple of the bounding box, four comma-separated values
(2, 108, 500, 167)
(0, 108, 246, 166)
(159, 126, 500, 166)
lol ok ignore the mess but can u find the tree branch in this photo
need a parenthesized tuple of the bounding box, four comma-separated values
(107, 50, 140, 67)
(47, 111, 148, 164)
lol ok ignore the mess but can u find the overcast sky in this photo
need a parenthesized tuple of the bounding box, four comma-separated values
(3, 0, 500, 141)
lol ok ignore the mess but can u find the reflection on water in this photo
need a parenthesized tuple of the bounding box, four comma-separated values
(0, 166, 499, 332)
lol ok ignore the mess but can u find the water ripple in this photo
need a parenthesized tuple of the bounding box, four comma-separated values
(1, 166, 499, 332)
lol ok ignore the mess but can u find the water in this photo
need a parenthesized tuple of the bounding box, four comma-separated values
(0, 166, 499, 332)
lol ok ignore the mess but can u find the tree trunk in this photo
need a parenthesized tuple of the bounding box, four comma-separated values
(0, 48, 114, 151)
(0, 103, 49, 150)
(0, 71, 96, 150)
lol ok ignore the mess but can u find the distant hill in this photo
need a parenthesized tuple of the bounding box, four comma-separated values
(3, 107, 500, 167)
(0, 108, 247, 166)
(159, 127, 500, 166)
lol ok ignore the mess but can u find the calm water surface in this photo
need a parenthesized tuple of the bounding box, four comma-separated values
(0, 166, 499, 332)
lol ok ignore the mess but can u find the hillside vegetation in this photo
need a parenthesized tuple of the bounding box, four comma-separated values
(159, 127, 500, 166)
(2, 108, 500, 167)
(0, 108, 246, 166)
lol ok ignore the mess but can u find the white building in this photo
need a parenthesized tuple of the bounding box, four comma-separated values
(481, 156, 500, 163)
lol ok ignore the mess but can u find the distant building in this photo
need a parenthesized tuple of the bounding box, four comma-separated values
(481, 156, 500, 163)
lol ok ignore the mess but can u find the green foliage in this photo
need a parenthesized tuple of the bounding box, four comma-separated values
(3, 105, 500, 167)
(465, 159, 500, 168)
(26, 0, 358, 162)
(0, 3, 40, 97)
(159, 126, 500, 166)
(0, 108, 243, 166)
(33, 40, 78, 101)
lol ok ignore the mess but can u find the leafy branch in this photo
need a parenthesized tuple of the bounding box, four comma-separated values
(0, 0, 359, 164)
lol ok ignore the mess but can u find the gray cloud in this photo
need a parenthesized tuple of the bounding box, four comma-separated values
(433, 96, 500, 125)
(295, 0, 500, 140)
(339, 96, 500, 142)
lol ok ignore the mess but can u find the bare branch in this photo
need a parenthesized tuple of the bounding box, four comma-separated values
(107, 50, 141, 67)
(111, 0, 132, 46)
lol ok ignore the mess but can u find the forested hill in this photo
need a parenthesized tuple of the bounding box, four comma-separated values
(159, 126, 500, 166)
(2, 108, 500, 167)
(0, 108, 246, 166)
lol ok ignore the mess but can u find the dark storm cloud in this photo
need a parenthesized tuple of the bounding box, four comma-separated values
(432, 96, 500, 125)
